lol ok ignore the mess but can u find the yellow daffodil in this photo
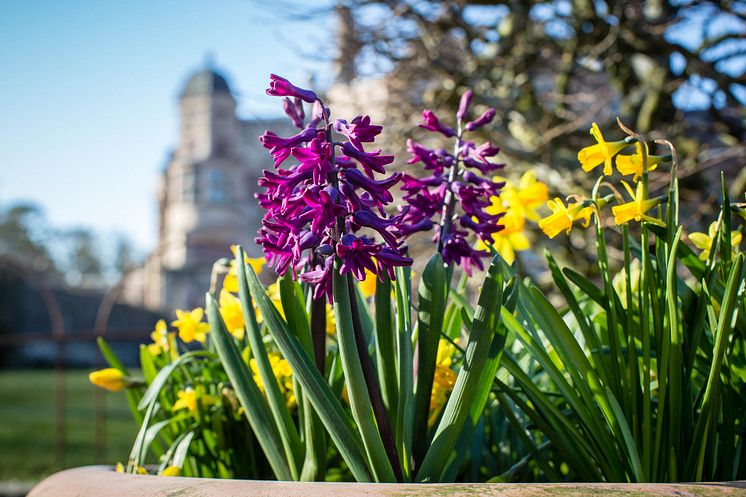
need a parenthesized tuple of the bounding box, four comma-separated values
(359, 269, 377, 298)
(136, 467, 148, 475)
(147, 319, 175, 356)
(264, 281, 285, 321)
(497, 170, 549, 221)
(172, 386, 216, 414)
(578, 123, 628, 176)
(689, 222, 742, 261)
(615, 142, 664, 181)
(478, 172, 547, 264)
(250, 353, 296, 408)
(115, 462, 125, 473)
(477, 205, 529, 265)
(219, 289, 245, 340)
(223, 245, 265, 293)
(429, 339, 458, 427)
(611, 181, 664, 226)
(171, 308, 210, 344)
(538, 197, 594, 238)
(251, 280, 285, 324)
(161, 466, 181, 477)
(89, 368, 127, 392)
(325, 303, 336, 336)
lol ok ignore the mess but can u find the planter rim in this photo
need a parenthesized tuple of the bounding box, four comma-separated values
(27, 466, 746, 497)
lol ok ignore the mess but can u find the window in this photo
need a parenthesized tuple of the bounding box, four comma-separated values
(181, 170, 196, 203)
(207, 169, 230, 204)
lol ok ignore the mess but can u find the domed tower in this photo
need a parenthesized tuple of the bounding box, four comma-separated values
(146, 66, 255, 311)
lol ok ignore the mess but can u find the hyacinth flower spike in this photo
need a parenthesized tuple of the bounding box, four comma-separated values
(399, 89, 505, 274)
(256, 74, 409, 482)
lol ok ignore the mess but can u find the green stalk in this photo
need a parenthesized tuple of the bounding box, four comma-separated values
(205, 294, 293, 480)
(413, 254, 447, 470)
(394, 265, 414, 479)
(346, 274, 403, 481)
(686, 253, 743, 479)
(333, 267, 396, 482)
(594, 215, 624, 402)
(416, 257, 504, 482)
(243, 261, 372, 482)
(374, 274, 398, 419)
(622, 225, 640, 443)
(235, 250, 303, 478)
(301, 296, 328, 481)
(666, 227, 684, 479)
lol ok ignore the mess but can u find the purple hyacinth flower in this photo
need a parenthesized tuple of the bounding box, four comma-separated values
(336, 234, 379, 281)
(258, 168, 313, 198)
(441, 230, 486, 276)
(465, 108, 496, 131)
(283, 98, 304, 129)
(338, 168, 399, 206)
(299, 255, 333, 302)
(352, 210, 403, 248)
(459, 215, 504, 237)
(406, 140, 455, 175)
(457, 90, 473, 121)
(257, 228, 294, 275)
(292, 137, 335, 184)
(398, 218, 434, 236)
(419, 110, 455, 137)
(258, 74, 411, 298)
(300, 186, 347, 236)
(334, 116, 383, 151)
(341, 142, 394, 177)
(260, 127, 318, 167)
(400, 174, 444, 192)
(292, 230, 321, 260)
(308, 101, 329, 128)
(266, 74, 318, 103)
(294, 97, 305, 120)
(375, 246, 414, 280)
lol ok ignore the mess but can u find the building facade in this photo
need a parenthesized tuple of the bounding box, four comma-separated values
(126, 67, 294, 312)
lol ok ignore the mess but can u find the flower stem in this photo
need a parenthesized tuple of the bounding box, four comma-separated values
(346, 274, 404, 482)
(309, 255, 327, 374)
(436, 130, 464, 256)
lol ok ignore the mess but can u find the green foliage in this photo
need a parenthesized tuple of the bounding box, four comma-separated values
(494, 174, 746, 482)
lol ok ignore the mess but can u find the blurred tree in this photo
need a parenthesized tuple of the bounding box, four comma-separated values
(258, 0, 744, 274)
(341, 1, 744, 158)
(63, 228, 104, 288)
(113, 235, 136, 278)
(0, 203, 60, 277)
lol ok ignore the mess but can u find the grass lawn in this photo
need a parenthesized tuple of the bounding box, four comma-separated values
(0, 369, 137, 482)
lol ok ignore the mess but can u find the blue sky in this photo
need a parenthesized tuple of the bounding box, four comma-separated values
(0, 0, 331, 251)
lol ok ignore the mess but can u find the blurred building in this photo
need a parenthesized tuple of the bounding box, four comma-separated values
(123, 66, 294, 312)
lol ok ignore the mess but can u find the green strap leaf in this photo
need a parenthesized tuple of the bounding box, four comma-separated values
(374, 274, 398, 419)
(333, 268, 397, 482)
(235, 248, 303, 477)
(206, 293, 293, 480)
(416, 256, 505, 482)
(413, 253, 447, 468)
(244, 261, 373, 482)
(137, 351, 212, 411)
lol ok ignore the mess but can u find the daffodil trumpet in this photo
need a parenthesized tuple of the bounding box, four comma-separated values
(611, 180, 667, 227)
(578, 123, 637, 176)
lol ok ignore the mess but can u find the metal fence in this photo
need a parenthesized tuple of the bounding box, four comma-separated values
(0, 257, 151, 468)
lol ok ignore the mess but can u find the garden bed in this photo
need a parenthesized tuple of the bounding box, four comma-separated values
(27, 466, 746, 497)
